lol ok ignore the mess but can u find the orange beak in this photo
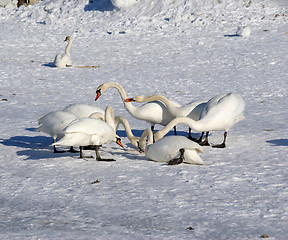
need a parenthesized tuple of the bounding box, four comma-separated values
(95, 90, 101, 101)
(125, 98, 134, 102)
(116, 138, 124, 148)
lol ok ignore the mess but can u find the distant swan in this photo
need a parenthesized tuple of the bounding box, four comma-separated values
(125, 94, 207, 139)
(154, 93, 245, 148)
(53, 106, 123, 160)
(139, 129, 204, 165)
(54, 36, 72, 68)
(95, 82, 179, 133)
(37, 110, 77, 153)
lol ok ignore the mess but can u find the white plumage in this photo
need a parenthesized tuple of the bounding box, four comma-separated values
(54, 36, 72, 68)
(62, 103, 104, 118)
(37, 110, 77, 153)
(53, 106, 123, 160)
(154, 93, 245, 148)
(95, 82, 180, 132)
(140, 129, 204, 165)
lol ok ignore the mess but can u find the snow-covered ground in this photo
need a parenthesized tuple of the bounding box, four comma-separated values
(0, 0, 288, 239)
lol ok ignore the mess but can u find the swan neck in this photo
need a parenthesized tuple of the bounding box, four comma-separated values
(154, 117, 203, 140)
(105, 106, 116, 130)
(138, 95, 180, 115)
(139, 129, 153, 150)
(115, 116, 134, 139)
(106, 82, 139, 114)
(65, 38, 72, 55)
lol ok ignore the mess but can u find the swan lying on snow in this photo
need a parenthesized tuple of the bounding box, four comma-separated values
(95, 82, 179, 133)
(236, 26, 251, 37)
(153, 93, 245, 148)
(111, 0, 139, 8)
(139, 129, 204, 165)
(53, 106, 123, 160)
(125, 94, 207, 139)
(37, 111, 78, 153)
(54, 36, 72, 68)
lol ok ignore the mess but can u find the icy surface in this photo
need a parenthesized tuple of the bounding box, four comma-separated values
(0, 0, 287, 239)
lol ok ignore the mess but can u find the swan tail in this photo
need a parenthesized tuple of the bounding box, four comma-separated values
(184, 149, 204, 165)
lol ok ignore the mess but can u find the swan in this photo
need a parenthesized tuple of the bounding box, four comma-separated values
(37, 110, 78, 153)
(153, 93, 245, 148)
(95, 82, 179, 133)
(53, 106, 123, 160)
(125, 94, 207, 139)
(62, 103, 104, 118)
(89, 111, 140, 149)
(139, 129, 204, 165)
(54, 36, 72, 68)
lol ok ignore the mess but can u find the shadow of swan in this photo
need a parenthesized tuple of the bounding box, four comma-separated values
(266, 139, 288, 146)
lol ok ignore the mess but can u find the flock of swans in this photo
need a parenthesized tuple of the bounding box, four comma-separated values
(37, 81, 245, 165)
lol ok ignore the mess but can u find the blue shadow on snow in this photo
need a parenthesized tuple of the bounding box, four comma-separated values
(84, 0, 114, 12)
(0, 135, 77, 161)
(266, 139, 288, 146)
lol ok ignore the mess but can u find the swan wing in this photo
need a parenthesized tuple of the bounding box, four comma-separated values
(199, 93, 245, 131)
(64, 118, 113, 136)
(53, 132, 92, 146)
(62, 104, 105, 118)
(37, 111, 77, 138)
(183, 149, 204, 165)
(145, 136, 203, 163)
(135, 101, 175, 126)
(54, 54, 71, 68)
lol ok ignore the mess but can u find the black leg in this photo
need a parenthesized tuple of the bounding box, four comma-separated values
(212, 131, 227, 148)
(67, 146, 78, 153)
(187, 128, 198, 141)
(173, 126, 177, 135)
(79, 146, 93, 158)
(199, 132, 210, 146)
(94, 146, 116, 162)
(53, 139, 65, 153)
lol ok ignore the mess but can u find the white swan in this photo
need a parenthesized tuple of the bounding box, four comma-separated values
(53, 106, 123, 160)
(89, 111, 140, 149)
(95, 82, 179, 133)
(54, 36, 72, 68)
(125, 94, 207, 139)
(37, 110, 78, 153)
(62, 103, 104, 118)
(154, 93, 245, 148)
(139, 129, 204, 165)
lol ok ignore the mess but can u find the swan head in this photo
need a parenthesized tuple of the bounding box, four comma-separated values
(114, 136, 124, 148)
(95, 89, 101, 101)
(95, 83, 112, 101)
(64, 36, 72, 42)
(129, 136, 141, 149)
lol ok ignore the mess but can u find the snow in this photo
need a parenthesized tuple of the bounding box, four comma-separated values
(0, 0, 288, 239)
